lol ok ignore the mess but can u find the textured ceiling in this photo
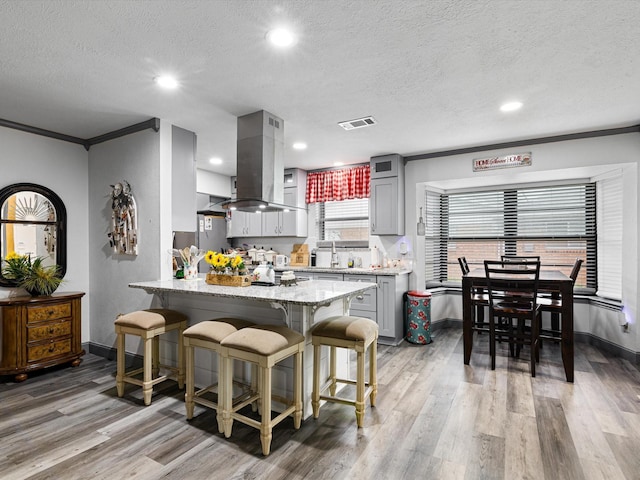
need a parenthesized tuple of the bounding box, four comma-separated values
(1, 0, 639, 176)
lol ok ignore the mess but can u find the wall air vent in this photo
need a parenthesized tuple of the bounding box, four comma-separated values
(338, 116, 377, 131)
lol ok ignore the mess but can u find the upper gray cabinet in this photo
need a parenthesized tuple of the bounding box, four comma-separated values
(369, 154, 405, 235)
(262, 169, 307, 237)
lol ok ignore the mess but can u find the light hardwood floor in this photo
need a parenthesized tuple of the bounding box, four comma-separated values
(1, 327, 640, 480)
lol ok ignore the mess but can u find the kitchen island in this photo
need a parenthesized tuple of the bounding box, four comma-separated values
(129, 276, 377, 417)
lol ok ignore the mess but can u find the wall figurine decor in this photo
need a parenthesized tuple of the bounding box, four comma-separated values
(108, 180, 138, 255)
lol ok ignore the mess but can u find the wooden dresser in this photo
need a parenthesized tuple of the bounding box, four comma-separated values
(0, 291, 85, 382)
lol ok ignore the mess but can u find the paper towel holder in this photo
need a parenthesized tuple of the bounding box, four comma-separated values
(417, 207, 426, 236)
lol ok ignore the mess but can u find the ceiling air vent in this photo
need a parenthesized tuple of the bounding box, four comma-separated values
(338, 116, 377, 131)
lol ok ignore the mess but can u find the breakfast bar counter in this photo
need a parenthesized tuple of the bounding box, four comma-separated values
(129, 276, 377, 417)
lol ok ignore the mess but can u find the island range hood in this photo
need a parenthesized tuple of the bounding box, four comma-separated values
(222, 110, 298, 213)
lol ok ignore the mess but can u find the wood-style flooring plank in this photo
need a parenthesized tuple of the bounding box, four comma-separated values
(1, 327, 639, 480)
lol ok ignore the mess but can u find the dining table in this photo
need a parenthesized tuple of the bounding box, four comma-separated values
(462, 267, 575, 382)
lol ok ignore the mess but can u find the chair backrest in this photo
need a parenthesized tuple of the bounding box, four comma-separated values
(484, 260, 541, 316)
(570, 258, 583, 283)
(501, 255, 541, 263)
(458, 257, 470, 275)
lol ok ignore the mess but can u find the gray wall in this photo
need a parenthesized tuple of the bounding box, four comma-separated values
(172, 125, 197, 232)
(88, 129, 163, 352)
(0, 126, 91, 340)
(405, 133, 640, 354)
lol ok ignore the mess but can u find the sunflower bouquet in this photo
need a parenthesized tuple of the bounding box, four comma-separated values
(205, 251, 245, 274)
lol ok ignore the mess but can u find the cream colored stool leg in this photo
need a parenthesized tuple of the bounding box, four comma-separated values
(215, 357, 225, 434)
(329, 346, 337, 396)
(260, 365, 273, 456)
(184, 342, 195, 419)
(116, 329, 125, 397)
(293, 349, 302, 429)
(152, 335, 160, 378)
(370, 340, 378, 407)
(312, 343, 321, 419)
(251, 363, 259, 412)
(355, 350, 365, 428)
(177, 327, 185, 389)
(143, 335, 154, 406)
(221, 355, 234, 438)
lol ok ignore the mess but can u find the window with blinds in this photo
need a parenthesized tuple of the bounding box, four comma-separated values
(596, 175, 622, 300)
(317, 197, 369, 242)
(424, 183, 597, 292)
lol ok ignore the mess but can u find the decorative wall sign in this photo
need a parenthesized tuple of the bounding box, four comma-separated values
(473, 152, 532, 172)
(107, 180, 138, 255)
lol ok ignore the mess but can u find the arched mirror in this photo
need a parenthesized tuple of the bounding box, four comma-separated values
(0, 183, 67, 287)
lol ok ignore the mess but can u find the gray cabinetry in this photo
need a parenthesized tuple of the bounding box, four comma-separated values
(369, 154, 405, 235)
(312, 272, 344, 282)
(228, 211, 262, 238)
(311, 271, 408, 345)
(344, 274, 377, 323)
(262, 187, 307, 237)
(376, 274, 408, 344)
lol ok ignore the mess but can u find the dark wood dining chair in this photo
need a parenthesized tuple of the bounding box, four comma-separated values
(538, 258, 583, 343)
(484, 259, 541, 376)
(501, 255, 541, 263)
(458, 257, 489, 333)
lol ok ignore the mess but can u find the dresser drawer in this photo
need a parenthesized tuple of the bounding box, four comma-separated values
(27, 303, 72, 323)
(27, 320, 72, 343)
(27, 339, 72, 363)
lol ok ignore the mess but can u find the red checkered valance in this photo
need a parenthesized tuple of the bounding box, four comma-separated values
(305, 165, 370, 203)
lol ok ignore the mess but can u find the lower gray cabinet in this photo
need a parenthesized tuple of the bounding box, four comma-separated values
(344, 274, 377, 323)
(314, 272, 408, 346)
(376, 274, 409, 345)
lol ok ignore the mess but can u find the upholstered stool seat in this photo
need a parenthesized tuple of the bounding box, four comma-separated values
(115, 309, 188, 405)
(183, 318, 254, 432)
(311, 315, 378, 427)
(219, 325, 305, 456)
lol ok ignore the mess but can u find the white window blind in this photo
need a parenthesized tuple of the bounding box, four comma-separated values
(596, 175, 622, 300)
(424, 183, 596, 290)
(318, 198, 369, 241)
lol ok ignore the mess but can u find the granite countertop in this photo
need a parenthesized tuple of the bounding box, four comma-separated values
(129, 277, 377, 306)
(270, 266, 412, 276)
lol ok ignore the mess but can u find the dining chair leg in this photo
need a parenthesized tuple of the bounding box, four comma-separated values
(489, 316, 496, 370)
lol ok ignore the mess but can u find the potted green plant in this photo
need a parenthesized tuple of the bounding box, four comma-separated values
(1, 252, 63, 296)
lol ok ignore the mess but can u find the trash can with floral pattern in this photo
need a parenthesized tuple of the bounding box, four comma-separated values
(405, 290, 432, 344)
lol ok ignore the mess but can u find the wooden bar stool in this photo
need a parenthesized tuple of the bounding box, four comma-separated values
(219, 325, 304, 456)
(183, 318, 254, 432)
(115, 309, 187, 405)
(311, 315, 378, 427)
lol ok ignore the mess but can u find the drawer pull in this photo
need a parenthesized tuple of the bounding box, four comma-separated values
(49, 328, 55, 334)
(48, 310, 55, 316)
(49, 345, 55, 352)
(356, 295, 364, 300)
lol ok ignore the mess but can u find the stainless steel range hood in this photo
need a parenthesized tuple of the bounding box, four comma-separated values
(222, 110, 296, 213)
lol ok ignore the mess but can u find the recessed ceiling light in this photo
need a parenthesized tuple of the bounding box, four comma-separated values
(334, 161, 344, 167)
(209, 157, 223, 165)
(154, 75, 178, 89)
(266, 28, 296, 47)
(500, 101, 523, 112)
(292, 142, 307, 150)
